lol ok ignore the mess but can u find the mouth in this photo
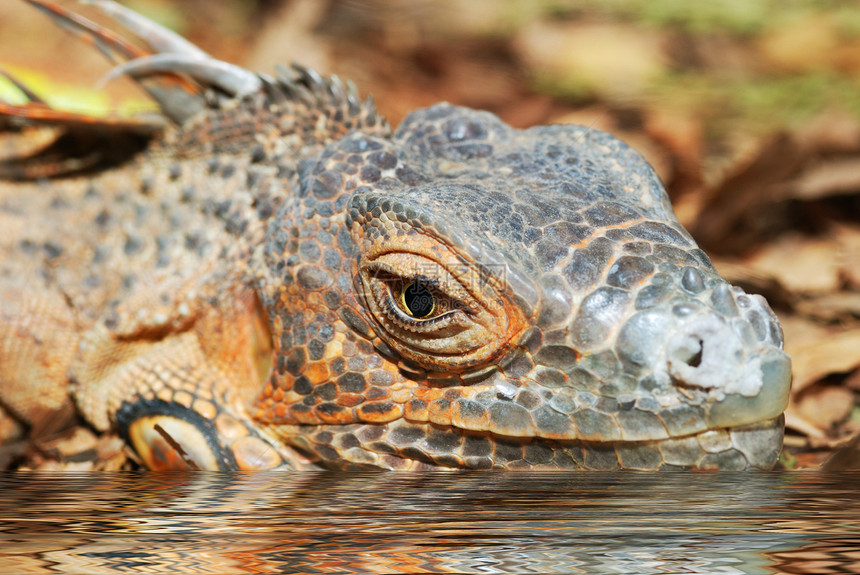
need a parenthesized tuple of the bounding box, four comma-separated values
(570, 416, 785, 470)
(277, 415, 785, 470)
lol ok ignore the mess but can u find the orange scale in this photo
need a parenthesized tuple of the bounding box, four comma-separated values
(336, 392, 366, 407)
(427, 399, 454, 425)
(314, 404, 352, 424)
(404, 399, 429, 421)
(304, 361, 330, 383)
(285, 406, 321, 425)
(357, 401, 404, 423)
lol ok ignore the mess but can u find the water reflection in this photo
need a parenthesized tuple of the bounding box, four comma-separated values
(0, 472, 857, 574)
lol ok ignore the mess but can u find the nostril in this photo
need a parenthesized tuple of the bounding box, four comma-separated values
(665, 315, 756, 395)
(667, 334, 704, 370)
(665, 314, 763, 401)
(687, 340, 703, 368)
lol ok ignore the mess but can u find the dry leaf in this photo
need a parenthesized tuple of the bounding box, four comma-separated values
(691, 134, 803, 252)
(834, 224, 860, 289)
(845, 369, 860, 390)
(746, 234, 842, 294)
(795, 292, 860, 322)
(757, 14, 839, 74)
(788, 328, 860, 391)
(784, 157, 860, 201)
(823, 439, 860, 470)
(785, 408, 827, 439)
(795, 112, 860, 155)
(513, 21, 667, 101)
(246, 0, 331, 76)
(794, 384, 855, 431)
(643, 106, 704, 217)
(778, 314, 832, 348)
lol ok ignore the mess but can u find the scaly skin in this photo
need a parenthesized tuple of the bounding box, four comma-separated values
(0, 1, 791, 470)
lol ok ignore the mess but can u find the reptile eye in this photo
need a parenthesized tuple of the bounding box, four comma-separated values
(358, 249, 523, 371)
(398, 281, 436, 318)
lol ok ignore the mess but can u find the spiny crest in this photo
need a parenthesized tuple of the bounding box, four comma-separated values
(160, 62, 389, 161)
(267, 63, 382, 130)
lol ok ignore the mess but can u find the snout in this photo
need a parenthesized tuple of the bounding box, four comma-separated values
(665, 310, 791, 428)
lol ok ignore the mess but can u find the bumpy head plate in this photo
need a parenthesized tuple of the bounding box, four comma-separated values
(256, 104, 791, 470)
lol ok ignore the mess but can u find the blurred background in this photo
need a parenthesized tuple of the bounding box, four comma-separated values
(1, 0, 859, 468)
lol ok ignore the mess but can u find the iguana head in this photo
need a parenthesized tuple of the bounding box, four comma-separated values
(260, 103, 791, 470)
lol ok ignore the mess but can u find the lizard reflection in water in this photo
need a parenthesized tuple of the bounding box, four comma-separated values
(0, 0, 791, 470)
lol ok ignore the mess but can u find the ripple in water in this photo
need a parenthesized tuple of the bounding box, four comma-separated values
(0, 471, 858, 574)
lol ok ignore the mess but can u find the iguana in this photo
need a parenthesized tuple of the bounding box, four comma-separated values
(0, 0, 791, 470)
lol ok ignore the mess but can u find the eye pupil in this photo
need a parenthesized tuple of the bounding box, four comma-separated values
(401, 281, 435, 318)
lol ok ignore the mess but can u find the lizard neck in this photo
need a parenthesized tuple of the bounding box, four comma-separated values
(141, 84, 391, 238)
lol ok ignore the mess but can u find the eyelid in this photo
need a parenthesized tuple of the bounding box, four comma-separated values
(403, 274, 442, 290)
(356, 247, 521, 368)
(363, 262, 443, 290)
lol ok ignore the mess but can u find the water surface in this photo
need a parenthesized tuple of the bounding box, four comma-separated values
(0, 472, 857, 574)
